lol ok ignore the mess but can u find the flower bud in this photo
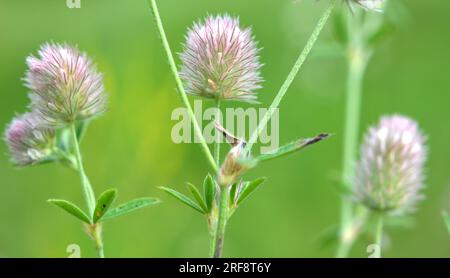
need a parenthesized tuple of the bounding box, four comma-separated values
(215, 123, 249, 186)
(355, 115, 427, 215)
(4, 112, 56, 166)
(25, 43, 107, 126)
(179, 15, 263, 102)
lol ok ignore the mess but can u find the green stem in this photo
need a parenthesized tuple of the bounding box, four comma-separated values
(213, 187, 229, 258)
(70, 124, 96, 218)
(92, 224, 104, 258)
(244, 0, 336, 154)
(374, 213, 384, 258)
(337, 9, 370, 258)
(214, 100, 221, 167)
(336, 207, 368, 258)
(70, 124, 104, 258)
(148, 0, 218, 173)
(208, 215, 217, 258)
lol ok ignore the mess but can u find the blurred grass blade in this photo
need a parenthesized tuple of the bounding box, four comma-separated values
(159, 186, 204, 214)
(187, 183, 208, 213)
(102, 197, 160, 221)
(443, 211, 450, 236)
(48, 199, 91, 224)
(203, 174, 215, 213)
(93, 188, 117, 223)
(237, 177, 267, 205)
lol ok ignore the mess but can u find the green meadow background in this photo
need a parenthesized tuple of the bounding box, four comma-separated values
(1, 0, 450, 258)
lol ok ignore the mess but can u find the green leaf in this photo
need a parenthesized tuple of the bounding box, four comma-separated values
(76, 120, 90, 142)
(258, 134, 330, 162)
(102, 197, 160, 221)
(47, 199, 91, 224)
(203, 174, 215, 213)
(93, 189, 117, 223)
(237, 177, 267, 205)
(186, 183, 208, 213)
(443, 211, 450, 236)
(240, 134, 330, 167)
(56, 128, 71, 152)
(159, 186, 204, 214)
(229, 182, 238, 205)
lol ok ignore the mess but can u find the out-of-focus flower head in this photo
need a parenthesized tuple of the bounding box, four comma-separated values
(179, 15, 263, 102)
(4, 112, 56, 166)
(25, 43, 107, 126)
(355, 115, 427, 215)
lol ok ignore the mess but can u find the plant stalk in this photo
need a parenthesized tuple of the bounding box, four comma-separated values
(214, 100, 221, 167)
(336, 9, 370, 258)
(92, 224, 105, 258)
(148, 0, 218, 173)
(70, 123, 104, 258)
(245, 0, 336, 154)
(208, 215, 217, 258)
(213, 187, 229, 258)
(374, 213, 384, 258)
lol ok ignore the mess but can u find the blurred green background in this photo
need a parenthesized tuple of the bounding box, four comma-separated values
(1, 0, 450, 258)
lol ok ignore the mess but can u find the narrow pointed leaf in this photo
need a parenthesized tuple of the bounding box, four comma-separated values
(237, 177, 267, 205)
(102, 197, 160, 221)
(48, 199, 91, 224)
(240, 134, 331, 168)
(443, 211, 450, 236)
(159, 186, 204, 214)
(203, 174, 215, 213)
(186, 183, 208, 213)
(93, 189, 117, 223)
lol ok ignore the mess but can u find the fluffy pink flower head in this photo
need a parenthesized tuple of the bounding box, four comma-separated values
(355, 115, 427, 215)
(179, 15, 263, 102)
(25, 43, 107, 126)
(4, 112, 55, 166)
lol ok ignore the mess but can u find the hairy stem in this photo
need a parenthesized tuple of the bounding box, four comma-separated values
(148, 0, 218, 173)
(70, 124, 104, 258)
(244, 0, 336, 154)
(214, 100, 221, 167)
(213, 187, 229, 258)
